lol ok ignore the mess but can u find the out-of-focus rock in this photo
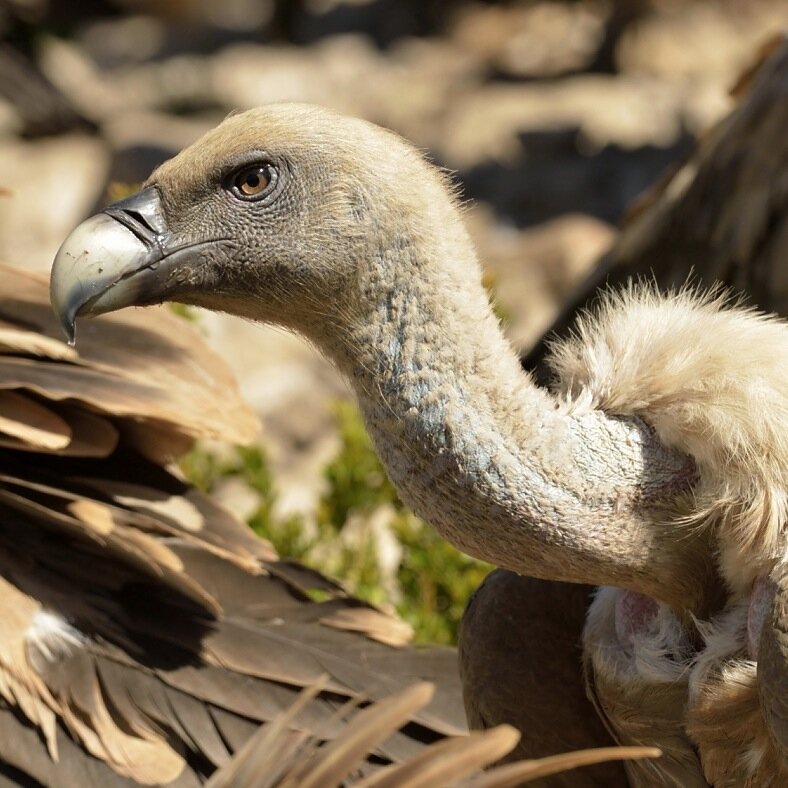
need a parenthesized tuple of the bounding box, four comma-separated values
(213, 34, 483, 149)
(359, 35, 482, 144)
(469, 205, 615, 351)
(102, 109, 220, 183)
(616, 1, 786, 132)
(0, 44, 94, 137)
(450, 1, 607, 79)
(212, 35, 378, 115)
(0, 134, 109, 271)
(178, 438, 273, 523)
(39, 36, 214, 121)
(76, 4, 276, 68)
(618, 1, 787, 86)
(112, 0, 275, 32)
(0, 97, 22, 137)
(197, 311, 348, 523)
(443, 76, 695, 227)
(337, 504, 404, 606)
(78, 15, 169, 67)
(437, 76, 703, 170)
(211, 475, 262, 523)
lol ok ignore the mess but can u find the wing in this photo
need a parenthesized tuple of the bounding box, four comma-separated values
(459, 569, 628, 787)
(0, 265, 464, 786)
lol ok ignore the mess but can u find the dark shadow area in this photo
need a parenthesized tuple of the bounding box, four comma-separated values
(458, 126, 694, 228)
(109, 144, 182, 189)
(273, 0, 460, 48)
(0, 443, 231, 674)
(0, 487, 215, 670)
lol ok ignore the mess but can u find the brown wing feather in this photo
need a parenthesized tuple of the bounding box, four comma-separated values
(0, 265, 465, 786)
(0, 264, 258, 449)
(760, 564, 788, 762)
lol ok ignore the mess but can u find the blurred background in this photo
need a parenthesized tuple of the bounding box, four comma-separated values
(1, 0, 784, 643)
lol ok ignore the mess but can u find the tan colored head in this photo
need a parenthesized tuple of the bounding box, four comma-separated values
(51, 104, 466, 347)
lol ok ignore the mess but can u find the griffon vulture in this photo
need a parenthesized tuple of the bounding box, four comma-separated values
(50, 103, 787, 786)
(1, 266, 650, 786)
(465, 38, 788, 788)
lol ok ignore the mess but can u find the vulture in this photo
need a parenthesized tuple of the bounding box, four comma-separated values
(0, 266, 651, 785)
(463, 38, 788, 787)
(49, 103, 787, 786)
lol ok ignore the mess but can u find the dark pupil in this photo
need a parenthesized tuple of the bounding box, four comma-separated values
(245, 173, 259, 188)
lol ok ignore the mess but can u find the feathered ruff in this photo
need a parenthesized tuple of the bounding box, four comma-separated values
(549, 285, 788, 595)
(687, 660, 788, 788)
(684, 561, 788, 786)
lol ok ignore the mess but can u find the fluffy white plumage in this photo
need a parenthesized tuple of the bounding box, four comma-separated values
(551, 286, 788, 594)
(26, 610, 85, 665)
(567, 287, 788, 786)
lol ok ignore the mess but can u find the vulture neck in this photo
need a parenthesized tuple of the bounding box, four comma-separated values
(312, 216, 709, 613)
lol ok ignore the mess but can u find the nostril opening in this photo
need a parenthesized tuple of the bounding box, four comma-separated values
(124, 209, 156, 234)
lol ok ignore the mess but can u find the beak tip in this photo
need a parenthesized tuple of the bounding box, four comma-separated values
(52, 302, 77, 346)
(49, 261, 78, 346)
(61, 317, 77, 347)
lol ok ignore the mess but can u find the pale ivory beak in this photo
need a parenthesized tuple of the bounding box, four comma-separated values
(50, 186, 177, 344)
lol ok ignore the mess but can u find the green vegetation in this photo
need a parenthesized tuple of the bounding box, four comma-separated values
(482, 269, 512, 327)
(180, 400, 491, 644)
(168, 303, 199, 321)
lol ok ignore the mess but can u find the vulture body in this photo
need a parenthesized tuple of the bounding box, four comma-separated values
(459, 572, 628, 786)
(466, 39, 788, 788)
(49, 102, 788, 786)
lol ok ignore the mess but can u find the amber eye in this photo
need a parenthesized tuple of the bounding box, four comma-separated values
(229, 164, 276, 200)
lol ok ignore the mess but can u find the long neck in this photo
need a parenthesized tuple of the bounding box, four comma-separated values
(313, 214, 713, 612)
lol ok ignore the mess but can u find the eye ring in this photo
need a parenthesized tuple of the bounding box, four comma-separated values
(226, 163, 278, 201)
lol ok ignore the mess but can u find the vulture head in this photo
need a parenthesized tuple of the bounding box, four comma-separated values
(50, 103, 788, 785)
(51, 104, 459, 353)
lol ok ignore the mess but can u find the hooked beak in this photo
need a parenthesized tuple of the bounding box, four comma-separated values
(50, 187, 193, 344)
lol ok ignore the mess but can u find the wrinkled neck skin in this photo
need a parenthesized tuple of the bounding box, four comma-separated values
(302, 218, 711, 614)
